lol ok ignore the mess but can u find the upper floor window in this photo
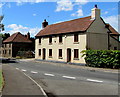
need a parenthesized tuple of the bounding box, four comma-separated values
(39, 38, 41, 44)
(9, 44, 11, 48)
(49, 36, 52, 44)
(59, 35, 62, 43)
(74, 34, 78, 42)
(74, 49, 79, 59)
(4, 44, 7, 48)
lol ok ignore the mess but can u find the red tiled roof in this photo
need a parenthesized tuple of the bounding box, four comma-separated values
(36, 16, 94, 37)
(3, 32, 32, 43)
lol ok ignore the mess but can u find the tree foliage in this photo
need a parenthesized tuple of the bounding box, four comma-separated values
(81, 50, 120, 69)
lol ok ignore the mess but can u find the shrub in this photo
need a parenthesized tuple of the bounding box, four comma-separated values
(81, 50, 120, 69)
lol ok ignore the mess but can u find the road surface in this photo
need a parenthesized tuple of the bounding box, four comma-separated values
(6, 59, 118, 96)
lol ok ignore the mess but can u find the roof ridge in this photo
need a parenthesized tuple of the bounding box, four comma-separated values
(49, 16, 91, 26)
(21, 33, 31, 41)
(36, 16, 93, 37)
(12, 32, 20, 42)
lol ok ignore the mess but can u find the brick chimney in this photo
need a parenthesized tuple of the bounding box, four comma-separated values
(27, 32, 30, 39)
(91, 4, 101, 20)
(42, 19, 48, 28)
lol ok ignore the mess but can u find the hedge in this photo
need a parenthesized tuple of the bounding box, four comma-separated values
(81, 50, 120, 69)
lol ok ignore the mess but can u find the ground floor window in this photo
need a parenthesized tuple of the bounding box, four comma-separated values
(59, 49, 62, 58)
(114, 47, 117, 50)
(49, 49, 52, 57)
(39, 49, 41, 56)
(74, 49, 79, 59)
(5, 50, 7, 54)
(9, 50, 11, 55)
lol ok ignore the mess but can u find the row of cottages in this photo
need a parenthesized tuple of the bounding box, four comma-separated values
(35, 5, 120, 64)
(0, 32, 33, 58)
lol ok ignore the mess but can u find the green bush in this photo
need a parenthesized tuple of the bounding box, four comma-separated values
(81, 50, 120, 69)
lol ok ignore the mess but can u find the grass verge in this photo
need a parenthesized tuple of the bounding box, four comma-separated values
(0, 70, 3, 91)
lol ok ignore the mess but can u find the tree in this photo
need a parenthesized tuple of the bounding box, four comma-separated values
(2, 33, 10, 41)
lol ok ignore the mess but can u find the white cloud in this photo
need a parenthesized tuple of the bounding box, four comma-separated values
(33, 14, 37, 16)
(55, 0, 88, 12)
(55, 0, 73, 12)
(7, 3, 11, 8)
(0, 3, 5, 8)
(71, 8, 83, 17)
(35, 0, 45, 3)
(29, 27, 41, 36)
(16, 0, 45, 6)
(16, 1, 25, 6)
(55, 0, 88, 18)
(104, 11, 108, 15)
(104, 15, 118, 31)
(75, 0, 88, 5)
(6, 24, 41, 37)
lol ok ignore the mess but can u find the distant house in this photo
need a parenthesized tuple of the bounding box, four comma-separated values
(35, 5, 120, 63)
(1, 32, 33, 58)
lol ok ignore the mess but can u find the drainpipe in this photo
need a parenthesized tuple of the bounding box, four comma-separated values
(107, 31, 110, 50)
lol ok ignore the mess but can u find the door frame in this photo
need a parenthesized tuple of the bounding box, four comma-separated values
(67, 48, 71, 62)
(43, 48, 46, 60)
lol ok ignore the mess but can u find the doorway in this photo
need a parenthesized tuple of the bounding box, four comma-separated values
(43, 48, 46, 60)
(67, 48, 71, 62)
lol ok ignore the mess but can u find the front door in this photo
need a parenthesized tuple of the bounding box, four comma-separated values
(67, 48, 71, 62)
(43, 48, 46, 60)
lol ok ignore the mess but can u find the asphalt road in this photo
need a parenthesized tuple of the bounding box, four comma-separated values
(7, 59, 118, 96)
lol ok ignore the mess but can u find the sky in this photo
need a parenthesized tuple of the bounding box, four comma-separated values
(0, 0, 119, 37)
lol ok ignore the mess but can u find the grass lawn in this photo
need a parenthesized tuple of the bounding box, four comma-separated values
(0, 70, 3, 90)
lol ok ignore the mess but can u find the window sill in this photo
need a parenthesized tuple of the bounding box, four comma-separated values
(49, 56, 52, 58)
(39, 43, 41, 45)
(49, 43, 52, 45)
(73, 58, 79, 60)
(74, 42, 79, 44)
(59, 43, 63, 44)
(59, 57, 63, 59)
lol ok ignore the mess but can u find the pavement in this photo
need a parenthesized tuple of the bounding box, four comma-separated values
(34, 59, 119, 74)
(2, 64, 46, 96)
(13, 58, 119, 73)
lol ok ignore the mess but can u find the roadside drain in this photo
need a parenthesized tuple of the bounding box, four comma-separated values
(44, 90, 57, 97)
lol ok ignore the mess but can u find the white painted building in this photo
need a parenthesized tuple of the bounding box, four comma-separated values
(35, 5, 120, 63)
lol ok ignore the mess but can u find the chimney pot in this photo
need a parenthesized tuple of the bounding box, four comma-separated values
(95, 4, 98, 8)
(27, 32, 30, 39)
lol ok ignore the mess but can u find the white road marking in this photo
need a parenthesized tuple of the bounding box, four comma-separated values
(21, 69, 27, 72)
(44, 73, 55, 76)
(31, 71, 38, 74)
(62, 76, 76, 80)
(87, 79, 103, 83)
(22, 72, 48, 97)
(16, 68, 19, 70)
